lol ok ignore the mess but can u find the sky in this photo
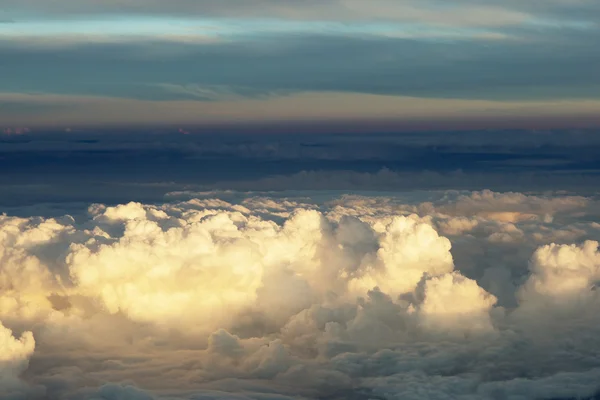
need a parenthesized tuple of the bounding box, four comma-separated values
(1, 0, 600, 127)
(3, 3, 600, 400)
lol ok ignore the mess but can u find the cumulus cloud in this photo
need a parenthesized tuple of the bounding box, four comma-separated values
(0, 191, 600, 399)
(520, 240, 600, 303)
(414, 272, 497, 334)
(0, 321, 39, 399)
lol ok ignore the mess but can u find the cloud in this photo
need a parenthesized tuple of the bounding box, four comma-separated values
(87, 384, 156, 400)
(1, 191, 600, 398)
(0, 0, 598, 125)
(2, 18, 600, 109)
(520, 240, 600, 302)
(7, 29, 600, 99)
(195, 168, 600, 193)
(0, 321, 40, 399)
(3, 91, 600, 128)
(0, 0, 534, 27)
(414, 272, 498, 334)
(436, 189, 590, 221)
(1, 0, 597, 30)
(347, 215, 454, 297)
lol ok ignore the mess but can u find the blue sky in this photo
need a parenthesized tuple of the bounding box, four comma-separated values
(1, 0, 599, 127)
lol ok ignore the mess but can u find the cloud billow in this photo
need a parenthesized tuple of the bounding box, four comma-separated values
(1, 190, 600, 399)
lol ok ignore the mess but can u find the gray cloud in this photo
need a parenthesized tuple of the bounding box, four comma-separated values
(1, 0, 599, 107)
(1, 28, 600, 103)
(2, 130, 600, 208)
(1, 0, 598, 27)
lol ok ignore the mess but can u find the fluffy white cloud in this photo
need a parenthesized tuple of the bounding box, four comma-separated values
(62, 206, 457, 330)
(414, 272, 497, 334)
(0, 191, 599, 399)
(0, 321, 39, 399)
(520, 240, 600, 303)
(348, 215, 454, 297)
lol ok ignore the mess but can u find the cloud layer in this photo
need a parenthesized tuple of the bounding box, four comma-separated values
(1, 0, 599, 125)
(1, 190, 600, 399)
(1, 0, 598, 26)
